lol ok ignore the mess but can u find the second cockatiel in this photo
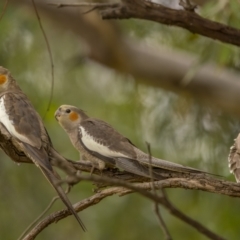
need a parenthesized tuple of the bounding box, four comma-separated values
(0, 67, 85, 231)
(55, 105, 209, 179)
(228, 133, 240, 182)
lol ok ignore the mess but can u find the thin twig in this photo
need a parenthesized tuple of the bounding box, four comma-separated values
(47, 2, 119, 9)
(0, 0, 9, 21)
(48, 2, 120, 15)
(18, 196, 59, 240)
(146, 142, 172, 240)
(19, 186, 71, 239)
(32, 0, 54, 116)
(160, 189, 225, 240)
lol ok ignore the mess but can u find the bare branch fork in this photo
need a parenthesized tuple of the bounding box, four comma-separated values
(22, 173, 226, 240)
(48, 0, 240, 47)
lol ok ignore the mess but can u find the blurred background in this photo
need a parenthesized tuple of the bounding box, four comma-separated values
(0, 0, 240, 239)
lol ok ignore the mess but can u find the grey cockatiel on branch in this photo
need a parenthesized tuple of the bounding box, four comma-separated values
(228, 133, 240, 182)
(0, 67, 86, 231)
(55, 105, 210, 179)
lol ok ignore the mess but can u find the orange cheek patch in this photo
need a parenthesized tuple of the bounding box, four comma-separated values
(0, 75, 7, 84)
(69, 112, 79, 121)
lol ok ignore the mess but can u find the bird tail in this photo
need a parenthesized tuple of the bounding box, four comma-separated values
(131, 147, 211, 174)
(41, 167, 87, 231)
(116, 157, 164, 180)
(22, 143, 87, 231)
(49, 148, 78, 175)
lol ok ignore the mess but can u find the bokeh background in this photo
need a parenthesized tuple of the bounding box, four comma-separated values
(0, 0, 240, 239)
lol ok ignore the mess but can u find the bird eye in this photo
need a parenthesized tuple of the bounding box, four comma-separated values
(66, 109, 71, 113)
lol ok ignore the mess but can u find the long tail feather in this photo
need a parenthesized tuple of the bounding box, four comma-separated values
(40, 167, 87, 231)
(116, 157, 164, 180)
(22, 143, 86, 231)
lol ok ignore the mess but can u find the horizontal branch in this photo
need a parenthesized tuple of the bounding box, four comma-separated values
(66, 160, 240, 198)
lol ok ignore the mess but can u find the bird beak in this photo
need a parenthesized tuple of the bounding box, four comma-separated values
(54, 109, 60, 121)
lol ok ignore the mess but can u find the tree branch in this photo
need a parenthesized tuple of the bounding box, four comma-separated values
(23, 174, 226, 240)
(1, 117, 239, 200)
(0, 0, 9, 21)
(160, 190, 225, 240)
(65, 160, 240, 198)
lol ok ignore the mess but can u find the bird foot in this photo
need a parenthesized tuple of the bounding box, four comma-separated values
(90, 166, 95, 175)
(64, 170, 82, 186)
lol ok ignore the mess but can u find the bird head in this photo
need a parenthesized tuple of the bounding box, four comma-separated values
(0, 66, 22, 93)
(55, 105, 88, 131)
(0, 66, 12, 92)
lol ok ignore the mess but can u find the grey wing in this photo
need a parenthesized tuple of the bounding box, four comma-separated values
(0, 122, 31, 163)
(1, 93, 42, 148)
(80, 118, 136, 157)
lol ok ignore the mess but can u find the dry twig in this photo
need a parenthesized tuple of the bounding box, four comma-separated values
(18, 196, 60, 240)
(147, 142, 172, 240)
(0, 0, 9, 21)
(32, 0, 54, 116)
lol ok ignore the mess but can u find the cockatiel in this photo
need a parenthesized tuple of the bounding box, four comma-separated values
(55, 105, 209, 179)
(228, 133, 240, 182)
(0, 67, 85, 231)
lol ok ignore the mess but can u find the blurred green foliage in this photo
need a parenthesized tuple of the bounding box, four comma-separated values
(0, 1, 240, 239)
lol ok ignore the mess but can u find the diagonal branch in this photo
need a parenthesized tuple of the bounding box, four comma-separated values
(160, 190, 225, 240)
(147, 142, 172, 240)
(31, 0, 55, 116)
(0, 0, 9, 21)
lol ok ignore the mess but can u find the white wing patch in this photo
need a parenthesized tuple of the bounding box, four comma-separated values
(80, 126, 128, 158)
(0, 97, 32, 145)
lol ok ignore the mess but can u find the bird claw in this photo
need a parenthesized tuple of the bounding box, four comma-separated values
(90, 165, 95, 175)
(64, 170, 82, 186)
